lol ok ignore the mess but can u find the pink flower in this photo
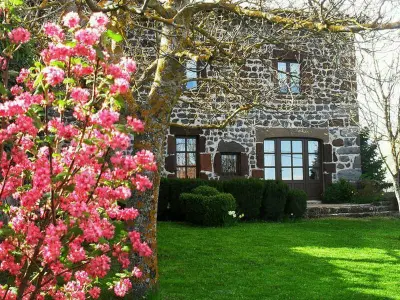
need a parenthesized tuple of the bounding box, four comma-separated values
(132, 267, 142, 278)
(42, 66, 65, 86)
(132, 174, 153, 192)
(89, 12, 109, 29)
(43, 23, 65, 41)
(110, 78, 130, 95)
(114, 279, 132, 297)
(134, 150, 156, 171)
(10, 85, 23, 96)
(71, 64, 93, 77)
(16, 68, 29, 83)
(62, 12, 80, 28)
(91, 109, 120, 128)
(70, 87, 90, 104)
(119, 57, 137, 74)
(0, 56, 7, 70)
(75, 28, 101, 46)
(8, 27, 30, 44)
(88, 287, 101, 299)
(127, 117, 144, 132)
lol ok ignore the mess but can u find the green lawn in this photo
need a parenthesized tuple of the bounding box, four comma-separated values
(158, 218, 400, 300)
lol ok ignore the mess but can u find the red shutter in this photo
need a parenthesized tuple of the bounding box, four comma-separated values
(240, 153, 249, 176)
(256, 143, 264, 168)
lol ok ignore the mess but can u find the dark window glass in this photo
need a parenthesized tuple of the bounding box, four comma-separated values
(277, 61, 301, 94)
(176, 137, 197, 178)
(221, 153, 239, 175)
(308, 140, 320, 180)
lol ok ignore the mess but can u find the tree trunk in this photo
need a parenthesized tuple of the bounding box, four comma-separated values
(391, 174, 400, 213)
(128, 19, 184, 297)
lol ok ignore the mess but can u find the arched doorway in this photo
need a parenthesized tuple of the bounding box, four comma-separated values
(263, 138, 323, 199)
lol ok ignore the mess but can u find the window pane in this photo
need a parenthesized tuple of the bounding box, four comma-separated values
(187, 138, 196, 151)
(308, 154, 319, 167)
(264, 154, 275, 167)
(221, 154, 238, 174)
(187, 167, 196, 178)
(187, 153, 196, 166)
(176, 138, 185, 152)
(290, 63, 300, 94)
(281, 168, 292, 180)
(308, 141, 319, 154)
(177, 167, 186, 178)
(292, 141, 302, 153)
(264, 168, 275, 180)
(281, 141, 291, 153)
(309, 168, 319, 180)
(186, 60, 197, 89)
(293, 168, 303, 180)
(278, 62, 288, 93)
(176, 153, 186, 166)
(293, 154, 303, 167)
(281, 154, 292, 167)
(264, 140, 275, 153)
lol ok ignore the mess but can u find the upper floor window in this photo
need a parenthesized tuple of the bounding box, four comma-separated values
(221, 153, 240, 176)
(186, 60, 198, 90)
(176, 136, 197, 178)
(277, 61, 300, 94)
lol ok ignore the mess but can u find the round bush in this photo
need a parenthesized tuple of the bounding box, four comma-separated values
(285, 189, 308, 218)
(182, 191, 236, 226)
(323, 179, 356, 203)
(261, 180, 289, 221)
(191, 185, 220, 196)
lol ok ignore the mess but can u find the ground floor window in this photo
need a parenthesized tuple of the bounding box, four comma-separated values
(221, 153, 240, 176)
(176, 136, 197, 178)
(263, 138, 321, 182)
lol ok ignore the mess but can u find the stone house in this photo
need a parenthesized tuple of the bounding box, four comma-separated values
(158, 33, 361, 200)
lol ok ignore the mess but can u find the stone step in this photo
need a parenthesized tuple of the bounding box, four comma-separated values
(308, 211, 399, 218)
(307, 200, 322, 205)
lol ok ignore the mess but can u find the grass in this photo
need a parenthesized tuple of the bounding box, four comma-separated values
(157, 218, 400, 300)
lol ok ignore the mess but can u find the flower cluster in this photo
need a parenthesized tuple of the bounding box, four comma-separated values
(228, 211, 244, 219)
(0, 12, 154, 299)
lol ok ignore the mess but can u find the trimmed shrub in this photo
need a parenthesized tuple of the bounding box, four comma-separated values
(182, 192, 236, 226)
(382, 192, 399, 211)
(285, 189, 308, 218)
(222, 178, 264, 220)
(322, 179, 356, 204)
(169, 179, 208, 220)
(353, 179, 384, 204)
(191, 185, 220, 196)
(261, 180, 289, 221)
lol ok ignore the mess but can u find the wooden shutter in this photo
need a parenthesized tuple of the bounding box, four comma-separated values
(199, 136, 206, 153)
(256, 143, 264, 168)
(323, 144, 333, 163)
(165, 135, 176, 173)
(167, 135, 176, 154)
(240, 153, 249, 176)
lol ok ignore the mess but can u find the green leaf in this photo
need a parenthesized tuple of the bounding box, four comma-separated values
(94, 46, 105, 60)
(33, 73, 44, 89)
(9, 0, 23, 6)
(63, 78, 75, 85)
(106, 30, 123, 42)
(0, 83, 7, 96)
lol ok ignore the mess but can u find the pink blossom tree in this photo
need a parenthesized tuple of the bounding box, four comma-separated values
(0, 10, 155, 299)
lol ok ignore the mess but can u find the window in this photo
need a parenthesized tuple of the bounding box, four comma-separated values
(221, 153, 240, 175)
(280, 140, 303, 180)
(176, 137, 197, 178)
(308, 140, 320, 180)
(186, 60, 198, 90)
(263, 140, 276, 180)
(277, 61, 300, 94)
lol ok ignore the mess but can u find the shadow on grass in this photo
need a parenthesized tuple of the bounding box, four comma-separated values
(157, 218, 400, 300)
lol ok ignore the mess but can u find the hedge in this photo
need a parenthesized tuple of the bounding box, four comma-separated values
(322, 178, 356, 204)
(285, 189, 308, 219)
(158, 178, 304, 222)
(260, 180, 289, 221)
(222, 178, 264, 220)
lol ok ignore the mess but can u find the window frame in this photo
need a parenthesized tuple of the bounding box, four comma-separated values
(184, 60, 207, 90)
(277, 60, 301, 95)
(175, 136, 198, 178)
(220, 152, 241, 176)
